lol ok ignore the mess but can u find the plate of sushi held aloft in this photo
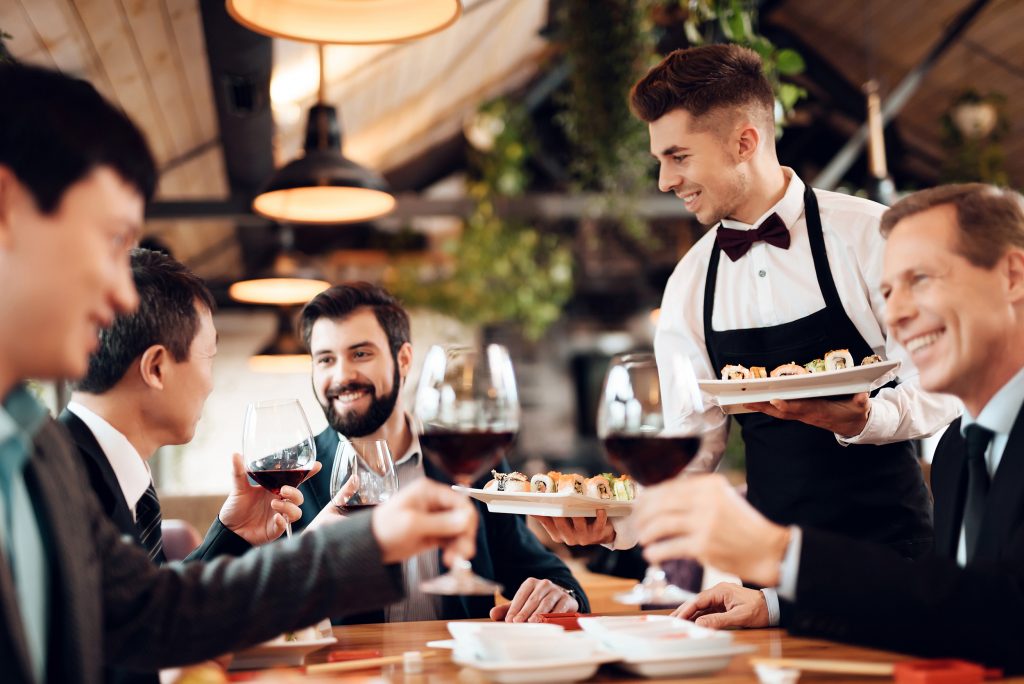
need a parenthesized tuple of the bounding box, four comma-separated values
(452, 471, 637, 517)
(698, 349, 900, 415)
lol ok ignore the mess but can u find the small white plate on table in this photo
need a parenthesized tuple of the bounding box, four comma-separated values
(614, 644, 757, 677)
(452, 651, 620, 683)
(699, 360, 899, 415)
(452, 486, 634, 518)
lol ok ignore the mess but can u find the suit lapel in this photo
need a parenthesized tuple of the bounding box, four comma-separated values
(976, 406, 1024, 560)
(930, 417, 966, 559)
(0, 541, 32, 682)
(311, 428, 339, 512)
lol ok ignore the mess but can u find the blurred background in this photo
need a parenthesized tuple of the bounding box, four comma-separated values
(2, 0, 1018, 513)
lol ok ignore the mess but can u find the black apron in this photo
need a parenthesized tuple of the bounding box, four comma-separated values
(703, 186, 933, 558)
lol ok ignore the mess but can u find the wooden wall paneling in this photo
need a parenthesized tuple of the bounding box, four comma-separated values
(3, 2, 56, 68)
(163, 0, 218, 146)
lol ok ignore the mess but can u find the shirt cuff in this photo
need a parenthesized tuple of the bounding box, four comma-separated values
(760, 588, 781, 626)
(834, 396, 890, 445)
(775, 526, 802, 602)
(602, 515, 639, 551)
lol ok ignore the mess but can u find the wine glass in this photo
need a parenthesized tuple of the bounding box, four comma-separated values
(242, 398, 317, 539)
(598, 352, 706, 605)
(414, 344, 520, 595)
(331, 438, 399, 513)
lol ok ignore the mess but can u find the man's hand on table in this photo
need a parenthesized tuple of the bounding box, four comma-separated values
(743, 392, 870, 438)
(371, 478, 478, 566)
(490, 578, 579, 623)
(532, 510, 615, 546)
(673, 582, 770, 629)
(634, 473, 789, 587)
(219, 453, 319, 545)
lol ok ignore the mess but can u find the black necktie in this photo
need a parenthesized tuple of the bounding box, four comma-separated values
(715, 212, 791, 262)
(963, 424, 994, 562)
(135, 483, 166, 564)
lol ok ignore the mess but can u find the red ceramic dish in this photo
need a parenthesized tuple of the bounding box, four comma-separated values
(893, 660, 987, 684)
(537, 612, 583, 630)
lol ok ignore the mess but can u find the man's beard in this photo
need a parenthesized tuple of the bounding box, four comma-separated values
(319, 364, 402, 437)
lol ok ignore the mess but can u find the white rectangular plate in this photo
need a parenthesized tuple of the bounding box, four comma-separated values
(699, 360, 900, 415)
(452, 485, 634, 518)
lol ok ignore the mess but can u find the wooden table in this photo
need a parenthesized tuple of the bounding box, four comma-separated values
(282, 616, 1020, 683)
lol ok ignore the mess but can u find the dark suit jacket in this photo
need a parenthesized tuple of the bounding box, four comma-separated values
(58, 410, 251, 562)
(0, 417, 405, 684)
(296, 427, 589, 622)
(786, 411, 1024, 672)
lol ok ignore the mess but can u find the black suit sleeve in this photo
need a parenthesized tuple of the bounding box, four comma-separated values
(184, 517, 253, 561)
(788, 527, 1024, 673)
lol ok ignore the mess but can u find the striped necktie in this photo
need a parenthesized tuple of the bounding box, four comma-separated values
(135, 483, 166, 564)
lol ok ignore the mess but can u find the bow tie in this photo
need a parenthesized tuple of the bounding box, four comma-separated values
(715, 212, 791, 261)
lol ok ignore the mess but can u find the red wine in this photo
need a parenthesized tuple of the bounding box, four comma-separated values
(247, 468, 311, 494)
(602, 436, 701, 485)
(419, 430, 516, 481)
(335, 503, 378, 515)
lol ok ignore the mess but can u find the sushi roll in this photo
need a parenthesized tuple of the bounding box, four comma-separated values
(804, 358, 826, 373)
(531, 473, 554, 493)
(503, 472, 530, 493)
(556, 473, 585, 494)
(612, 476, 637, 501)
(861, 354, 882, 365)
(484, 470, 507, 491)
(584, 475, 612, 500)
(751, 366, 767, 378)
(824, 349, 855, 371)
(770, 362, 809, 377)
(721, 364, 752, 380)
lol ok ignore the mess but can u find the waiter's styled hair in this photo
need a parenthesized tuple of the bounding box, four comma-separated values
(880, 184, 1024, 269)
(630, 44, 775, 137)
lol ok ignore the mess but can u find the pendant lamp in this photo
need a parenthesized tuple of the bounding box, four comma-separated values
(249, 306, 312, 374)
(226, 0, 462, 44)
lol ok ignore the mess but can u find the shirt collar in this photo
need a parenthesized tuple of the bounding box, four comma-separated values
(720, 167, 804, 232)
(0, 385, 49, 467)
(66, 401, 152, 512)
(960, 364, 1024, 439)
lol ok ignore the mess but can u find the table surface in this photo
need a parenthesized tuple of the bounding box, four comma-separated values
(254, 615, 1020, 684)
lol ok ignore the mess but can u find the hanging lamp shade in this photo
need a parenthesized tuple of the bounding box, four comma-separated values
(249, 307, 312, 374)
(253, 103, 396, 224)
(226, 0, 462, 44)
(229, 277, 330, 305)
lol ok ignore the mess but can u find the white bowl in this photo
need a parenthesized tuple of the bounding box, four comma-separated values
(447, 622, 573, 662)
(578, 615, 732, 658)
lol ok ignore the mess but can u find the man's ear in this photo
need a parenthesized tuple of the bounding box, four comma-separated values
(0, 165, 21, 251)
(735, 123, 760, 163)
(138, 345, 168, 390)
(397, 342, 413, 384)
(1005, 248, 1024, 305)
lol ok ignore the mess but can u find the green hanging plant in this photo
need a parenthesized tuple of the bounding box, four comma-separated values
(389, 98, 573, 340)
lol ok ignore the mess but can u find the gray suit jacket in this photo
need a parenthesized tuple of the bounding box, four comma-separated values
(0, 418, 404, 684)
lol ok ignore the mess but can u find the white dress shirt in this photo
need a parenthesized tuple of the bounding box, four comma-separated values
(66, 401, 152, 521)
(654, 169, 961, 467)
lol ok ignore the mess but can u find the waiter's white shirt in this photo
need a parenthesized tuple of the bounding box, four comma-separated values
(66, 401, 152, 521)
(654, 168, 961, 467)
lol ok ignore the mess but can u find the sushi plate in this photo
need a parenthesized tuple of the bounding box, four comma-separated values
(452, 485, 635, 518)
(613, 644, 757, 678)
(698, 360, 900, 415)
(452, 650, 620, 683)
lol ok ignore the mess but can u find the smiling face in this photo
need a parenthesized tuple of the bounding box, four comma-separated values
(0, 166, 141, 386)
(310, 308, 411, 438)
(649, 108, 753, 226)
(881, 203, 1020, 411)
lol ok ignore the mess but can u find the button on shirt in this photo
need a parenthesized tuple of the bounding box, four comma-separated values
(65, 402, 152, 522)
(0, 386, 50, 683)
(655, 169, 962, 463)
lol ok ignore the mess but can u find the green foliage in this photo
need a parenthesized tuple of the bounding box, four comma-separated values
(681, 0, 807, 127)
(389, 99, 573, 340)
(940, 90, 1011, 187)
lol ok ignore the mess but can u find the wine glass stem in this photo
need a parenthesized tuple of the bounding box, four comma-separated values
(284, 520, 292, 539)
(644, 564, 668, 589)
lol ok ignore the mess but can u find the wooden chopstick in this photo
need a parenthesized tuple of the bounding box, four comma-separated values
(305, 650, 440, 675)
(749, 656, 895, 676)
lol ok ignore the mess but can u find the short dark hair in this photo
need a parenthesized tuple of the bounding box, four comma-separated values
(880, 184, 1024, 269)
(630, 44, 775, 134)
(0, 62, 157, 214)
(299, 283, 411, 359)
(75, 249, 216, 394)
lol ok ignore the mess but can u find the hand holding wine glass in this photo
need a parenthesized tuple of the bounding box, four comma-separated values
(330, 438, 399, 514)
(242, 398, 317, 539)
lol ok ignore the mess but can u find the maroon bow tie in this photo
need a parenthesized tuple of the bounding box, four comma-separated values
(715, 213, 791, 261)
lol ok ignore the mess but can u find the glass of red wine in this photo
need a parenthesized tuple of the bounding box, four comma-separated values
(330, 438, 398, 514)
(242, 398, 317, 539)
(598, 352, 706, 606)
(414, 343, 520, 595)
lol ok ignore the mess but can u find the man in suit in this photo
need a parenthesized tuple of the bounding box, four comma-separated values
(631, 183, 1024, 671)
(62, 248, 312, 572)
(295, 283, 589, 622)
(0, 62, 478, 684)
